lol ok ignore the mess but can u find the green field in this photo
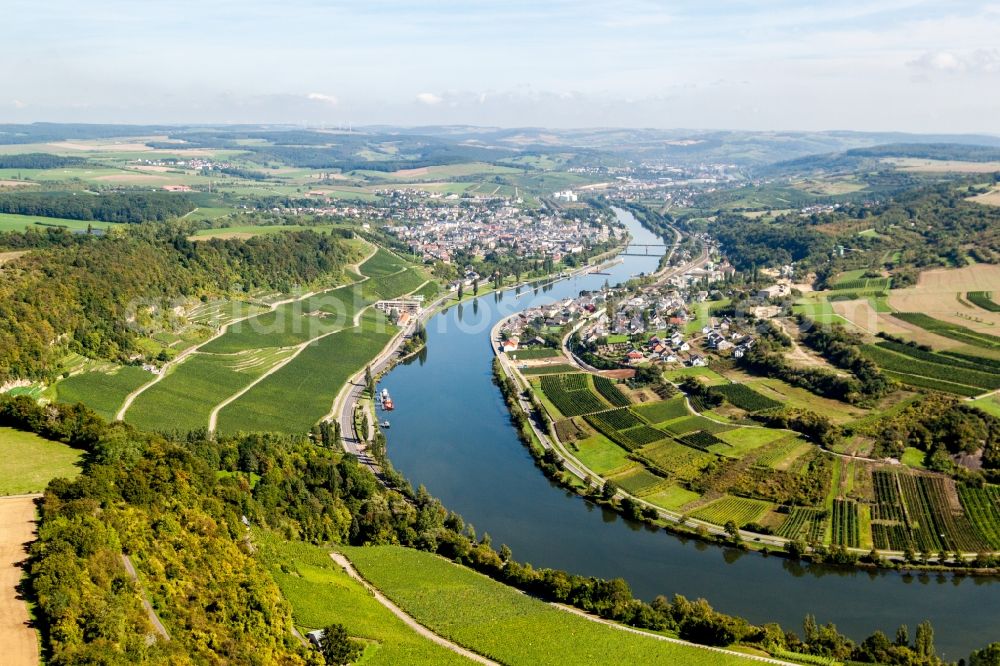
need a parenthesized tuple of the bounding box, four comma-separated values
(894, 312, 1000, 350)
(633, 396, 690, 423)
(509, 347, 561, 360)
(0, 212, 120, 233)
(0, 427, 83, 495)
(258, 536, 467, 665)
(54, 365, 154, 421)
(217, 311, 397, 434)
(645, 484, 701, 511)
(572, 434, 634, 475)
(342, 545, 755, 665)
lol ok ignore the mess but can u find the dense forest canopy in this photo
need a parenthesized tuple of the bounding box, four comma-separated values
(0, 227, 356, 382)
(0, 191, 196, 223)
(0, 153, 87, 169)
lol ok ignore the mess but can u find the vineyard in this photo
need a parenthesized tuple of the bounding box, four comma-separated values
(941, 350, 1000, 371)
(831, 499, 860, 548)
(775, 508, 826, 543)
(587, 408, 644, 430)
(881, 370, 982, 397)
(967, 291, 1000, 313)
(957, 485, 1000, 550)
(584, 411, 670, 451)
(710, 383, 782, 412)
(875, 340, 998, 374)
(893, 312, 1000, 350)
(663, 415, 735, 436)
(861, 344, 1000, 391)
(871, 470, 994, 553)
(522, 364, 581, 376)
(609, 467, 670, 497)
(592, 375, 632, 407)
(690, 496, 771, 527)
(539, 374, 608, 416)
(679, 430, 727, 451)
(832, 277, 891, 291)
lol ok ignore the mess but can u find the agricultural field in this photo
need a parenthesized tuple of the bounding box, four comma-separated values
(661, 415, 735, 436)
(637, 440, 713, 482)
(592, 375, 631, 407)
(257, 536, 468, 665)
(775, 508, 826, 543)
(607, 466, 670, 497)
(830, 499, 860, 548)
(54, 365, 154, 421)
(860, 341, 999, 396)
(125, 348, 296, 432)
(0, 212, 120, 233)
(633, 396, 690, 424)
(893, 312, 1000, 350)
(342, 545, 756, 665)
(690, 496, 772, 527)
(572, 434, 636, 476)
(967, 291, 1000, 313)
(538, 374, 609, 416)
(217, 310, 397, 434)
(710, 383, 781, 412)
(645, 484, 701, 511)
(521, 364, 581, 376)
(508, 347, 561, 360)
(0, 427, 82, 495)
(871, 470, 994, 553)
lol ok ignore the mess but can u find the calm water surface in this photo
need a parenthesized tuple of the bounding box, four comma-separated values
(379, 209, 998, 658)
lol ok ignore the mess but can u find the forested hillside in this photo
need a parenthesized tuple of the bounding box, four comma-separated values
(0, 191, 195, 223)
(0, 227, 357, 382)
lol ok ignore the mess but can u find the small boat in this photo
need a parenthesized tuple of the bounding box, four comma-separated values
(381, 388, 389, 400)
(381, 421, 391, 429)
(384, 397, 394, 410)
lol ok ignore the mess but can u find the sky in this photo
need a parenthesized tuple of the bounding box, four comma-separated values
(4, 0, 1000, 133)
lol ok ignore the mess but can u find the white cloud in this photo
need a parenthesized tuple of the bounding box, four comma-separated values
(908, 49, 1000, 74)
(306, 92, 338, 106)
(415, 92, 443, 105)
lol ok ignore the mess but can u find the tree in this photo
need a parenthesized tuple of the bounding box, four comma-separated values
(915, 620, 935, 657)
(320, 623, 363, 665)
(969, 642, 1000, 666)
(473, 277, 479, 295)
(457, 282, 464, 300)
(364, 365, 374, 395)
(894, 623, 909, 647)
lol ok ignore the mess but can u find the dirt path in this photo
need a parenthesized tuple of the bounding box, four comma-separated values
(120, 554, 170, 643)
(329, 553, 494, 665)
(0, 494, 41, 666)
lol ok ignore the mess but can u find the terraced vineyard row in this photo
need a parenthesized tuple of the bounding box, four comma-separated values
(872, 471, 994, 553)
(679, 430, 727, 451)
(894, 312, 1000, 350)
(957, 485, 1000, 550)
(710, 383, 781, 412)
(587, 407, 644, 431)
(592, 375, 631, 407)
(861, 344, 1000, 390)
(875, 340, 1000, 376)
(832, 277, 891, 291)
(775, 508, 826, 543)
(690, 496, 771, 527)
(540, 374, 607, 416)
(831, 499, 860, 548)
(968, 291, 1000, 313)
(881, 371, 982, 398)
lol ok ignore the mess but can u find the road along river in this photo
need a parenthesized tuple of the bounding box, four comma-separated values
(376, 208, 998, 659)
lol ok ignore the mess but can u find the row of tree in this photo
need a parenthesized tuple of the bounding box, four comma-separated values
(0, 191, 196, 223)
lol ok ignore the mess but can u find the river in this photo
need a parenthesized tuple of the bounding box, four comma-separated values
(378, 208, 998, 659)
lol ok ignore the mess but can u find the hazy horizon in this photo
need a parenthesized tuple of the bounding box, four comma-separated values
(5, 1, 1000, 134)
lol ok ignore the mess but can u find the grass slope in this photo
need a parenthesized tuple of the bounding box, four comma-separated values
(0, 427, 82, 495)
(342, 545, 754, 666)
(258, 536, 468, 665)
